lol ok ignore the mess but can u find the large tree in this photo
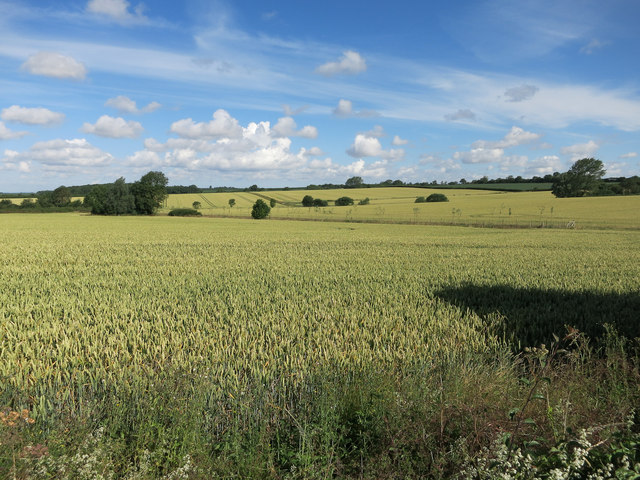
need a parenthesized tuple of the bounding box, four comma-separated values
(552, 158, 606, 198)
(131, 171, 169, 214)
(345, 176, 363, 188)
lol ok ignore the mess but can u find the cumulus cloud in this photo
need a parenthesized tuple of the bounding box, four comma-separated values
(126, 150, 162, 167)
(392, 135, 409, 146)
(105, 96, 161, 114)
(619, 152, 637, 159)
(1, 105, 65, 126)
(81, 115, 144, 138)
(0, 149, 31, 173)
(21, 52, 87, 80)
(271, 117, 318, 139)
(444, 109, 476, 121)
(332, 99, 378, 118)
(560, 140, 599, 161)
(86, 0, 147, 23)
(315, 50, 366, 76)
(453, 148, 504, 164)
(347, 133, 404, 161)
(524, 155, 563, 176)
(472, 126, 541, 149)
(504, 84, 539, 102)
(170, 109, 243, 139)
(0, 122, 29, 140)
(12, 138, 112, 167)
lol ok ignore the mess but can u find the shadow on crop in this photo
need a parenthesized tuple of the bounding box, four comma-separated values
(435, 284, 640, 348)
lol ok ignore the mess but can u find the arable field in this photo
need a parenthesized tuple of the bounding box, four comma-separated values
(164, 187, 640, 229)
(1, 213, 639, 478)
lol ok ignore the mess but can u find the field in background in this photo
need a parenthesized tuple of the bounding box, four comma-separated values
(163, 187, 640, 229)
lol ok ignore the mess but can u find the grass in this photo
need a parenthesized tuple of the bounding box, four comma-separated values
(160, 187, 640, 230)
(1, 213, 639, 477)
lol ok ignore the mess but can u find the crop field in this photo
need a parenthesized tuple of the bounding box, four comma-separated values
(1, 212, 639, 477)
(163, 187, 640, 229)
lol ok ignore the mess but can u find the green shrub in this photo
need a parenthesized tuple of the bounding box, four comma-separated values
(358, 197, 370, 205)
(312, 198, 328, 207)
(335, 196, 354, 206)
(302, 195, 314, 207)
(415, 196, 426, 203)
(251, 199, 271, 219)
(426, 193, 449, 202)
(168, 208, 202, 216)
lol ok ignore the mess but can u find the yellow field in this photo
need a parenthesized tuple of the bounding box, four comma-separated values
(161, 188, 640, 229)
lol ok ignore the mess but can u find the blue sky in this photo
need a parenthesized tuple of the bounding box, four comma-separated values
(1, 0, 639, 191)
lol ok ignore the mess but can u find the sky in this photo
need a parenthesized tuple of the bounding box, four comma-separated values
(1, 0, 639, 191)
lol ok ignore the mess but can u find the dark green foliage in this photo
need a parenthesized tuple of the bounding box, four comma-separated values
(270, 198, 277, 208)
(620, 175, 640, 194)
(358, 197, 370, 205)
(251, 199, 271, 219)
(335, 196, 354, 206)
(552, 158, 606, 197)
(345, 176, 363, 187)
(312, 198, 328, 207)
(168, 208, 202, 216)
(131, 171, 168, 214)
(192, 201, 201, 210)
(51, 186, 71, 207)
(0, 199, 13, 208)
(228, 198, 235, 208)
(85, 172, 166, 215)
(426, 193, 449, 202)
(415, 196, 426, 203)
(302, 195, 314, 207)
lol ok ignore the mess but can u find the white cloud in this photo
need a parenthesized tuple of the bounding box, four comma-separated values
(524, 155, 562, 176)
(14, 138, 112, 167)
(126, 150, 162, 167)
(0, 122, 28, 140)
(105, 96, 161, 114)
(504, 84, 539, 102)
(1, 105, 65, 126)
(560, 140, 599, 161)
(282, 104, 308, 116)
(170, 109, 243, 139)
(21, 51, 87, 80)
(453, 148, 504, 164)
(272, 117, 318, 139)
(619, 152, 637, 159)
(86, 0, 147, 24)
(362, 125, 385, 138)
(580, 38, 609, 55)
(332, 99, 378, 118)
(472, 126, 541, 149)
(392, 135, 409, 146)
(347, 134, 383, 158)
(0, 150, 31, 173)
(81, 115, 143, 138)
(444, 109, 476, 121)
(347, 133, 404, 161)
(315, 50, 366, 76)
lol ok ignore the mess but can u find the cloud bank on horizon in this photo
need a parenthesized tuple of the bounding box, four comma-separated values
(0, 0, 639, 190)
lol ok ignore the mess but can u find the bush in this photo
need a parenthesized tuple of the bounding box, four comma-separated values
(426, 193, 449, 202)
(312, 198, 328, 207)
(168, 208, 202, 216)
(251, 199, 271, 219)
(415, 196, 426, 203)
(358, 197, 370, 205)
(302, 195, 314, 207)
(270, 198, 276, 208)
(335, 196, 354, 206)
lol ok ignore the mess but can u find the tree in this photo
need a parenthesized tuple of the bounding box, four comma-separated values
(249, 184, 259, 191)
(426, 193, 449, 202)
(312, 198, 328, 207)
(552, 158, 606, 198)
(85, 178, 134, 215)
(345, 176, 363, 188)
(251, 199, 270, 219)
(51, 186, 71, 207)
(131, 171, 168, 214)
(228, 198, 236, 208)
(302, 195, 314, 207)
(192, 201, 201, 210)
(270, 198, 276, 208)
(335, 196, 354, 206)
